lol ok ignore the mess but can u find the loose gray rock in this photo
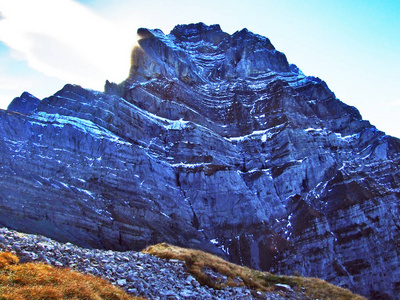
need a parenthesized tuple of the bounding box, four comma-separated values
(0, 227, 307, 299)
(274, 283, 293, 292)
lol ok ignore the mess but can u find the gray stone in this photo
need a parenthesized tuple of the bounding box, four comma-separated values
(0, 22, 399, 299)
(7, 92, 40, 115)
(117, 279, 127, 286)
(180, 288, 198, 298)
(274, 283, 293, 292)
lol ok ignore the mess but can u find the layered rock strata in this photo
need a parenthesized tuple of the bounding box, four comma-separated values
(1, 23, 399, 298)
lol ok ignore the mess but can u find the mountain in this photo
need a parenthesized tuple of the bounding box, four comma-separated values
(1, 22, 399, 299)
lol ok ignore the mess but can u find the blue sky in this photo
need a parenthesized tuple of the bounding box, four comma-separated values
(0, 0, 399, 137)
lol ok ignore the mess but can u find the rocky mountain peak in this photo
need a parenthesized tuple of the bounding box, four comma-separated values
(7, 92, 40, 115)
(130, 23, 290, 86)
(125, 23, 364, 139)
(1, 23, 399, 299)
(231, 27, 276, 52)
(170, 22, 225, 43)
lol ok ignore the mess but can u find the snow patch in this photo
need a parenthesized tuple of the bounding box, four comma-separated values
(33, 112, 130, 145)
(228, 125, 284, 142)
(210, 238, 218, 245)
(160, 212, 171, 219)
(166, 118, 189, 130)
(305, 127, 324, 132)
(261, 134, 267, 143)
(335, 132, 360, 142)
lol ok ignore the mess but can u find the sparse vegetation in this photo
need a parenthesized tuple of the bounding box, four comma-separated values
(143, 243, 366, 300)
(0, 245, 367, 300)
(0, 252, 145, 300)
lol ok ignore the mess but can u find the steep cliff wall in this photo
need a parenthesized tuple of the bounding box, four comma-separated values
(1, 23, 399, 299)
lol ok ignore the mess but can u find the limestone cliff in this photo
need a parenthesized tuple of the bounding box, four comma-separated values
(1, 23, 399, 299)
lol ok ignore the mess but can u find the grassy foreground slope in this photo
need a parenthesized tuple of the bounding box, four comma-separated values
(143, 243, 366, 300)
(0, 252, 145, 300)
(0, 243, 366, 300)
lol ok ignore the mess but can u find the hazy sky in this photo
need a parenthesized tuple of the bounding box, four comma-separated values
(0, 0, 399, 137)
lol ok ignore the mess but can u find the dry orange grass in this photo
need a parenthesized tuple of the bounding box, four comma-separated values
(0, 252, 146, 300)
(143, 243, 366, 300)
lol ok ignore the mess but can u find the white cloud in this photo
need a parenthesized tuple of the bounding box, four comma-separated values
(0, 0, 136, 92)
(386, 100, 400, 108)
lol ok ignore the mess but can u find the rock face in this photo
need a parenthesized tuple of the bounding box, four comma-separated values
(7, 92, 40, 115)
(0, 23, 399, 299)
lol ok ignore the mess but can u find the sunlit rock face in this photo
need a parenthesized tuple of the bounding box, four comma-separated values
(1, 23, 400, 299)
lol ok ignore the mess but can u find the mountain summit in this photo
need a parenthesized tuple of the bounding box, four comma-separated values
(1, 23, 399, 299)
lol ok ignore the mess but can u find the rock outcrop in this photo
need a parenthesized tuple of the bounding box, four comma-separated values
(7, 92, 40, 115)
(1, 23, 399, 299)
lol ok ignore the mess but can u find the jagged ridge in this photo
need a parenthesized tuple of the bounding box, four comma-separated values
(1, 23, 399, 299)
